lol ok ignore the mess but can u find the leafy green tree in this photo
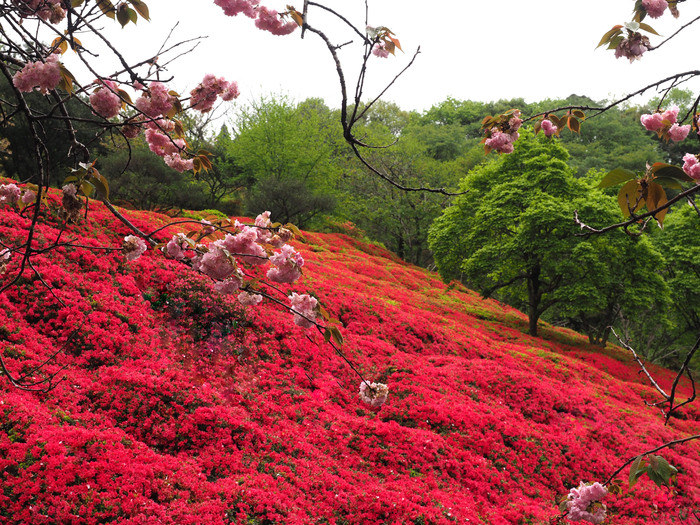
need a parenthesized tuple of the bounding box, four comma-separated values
(429, 131, 668, 338)
(334, 102, 460, 266)
(226, 96, 343, 227)
(647, 205, 700, 367)
(99, 143, 209, 211)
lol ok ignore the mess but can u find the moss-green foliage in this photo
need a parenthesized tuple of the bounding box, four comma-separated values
(429, 131, 670, 341)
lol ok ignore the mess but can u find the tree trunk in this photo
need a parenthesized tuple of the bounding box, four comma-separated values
(527, 264, 541, 337)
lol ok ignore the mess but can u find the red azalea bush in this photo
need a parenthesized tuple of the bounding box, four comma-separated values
(1, 187, 699, 524)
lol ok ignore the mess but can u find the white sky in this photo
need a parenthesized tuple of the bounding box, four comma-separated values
(79, 1, 700, 113)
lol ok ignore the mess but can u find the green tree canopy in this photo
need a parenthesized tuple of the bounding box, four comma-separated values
(428, 131, 669, 339)
(226, 96, 343, 227)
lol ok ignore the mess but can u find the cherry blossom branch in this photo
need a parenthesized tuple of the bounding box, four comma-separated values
(574, 183, 700, 236)
(610, 327, 698, 422)
(650, 14, 700, 52)
(603, 434, 700, 486)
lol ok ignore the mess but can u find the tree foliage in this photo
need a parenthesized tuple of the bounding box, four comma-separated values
(429, 131, 668, 339)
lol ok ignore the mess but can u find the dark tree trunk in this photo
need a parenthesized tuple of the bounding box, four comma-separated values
(527, 264, 541, 337)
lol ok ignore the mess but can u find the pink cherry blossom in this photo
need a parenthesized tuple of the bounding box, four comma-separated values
(0, 183, 21, 204)
(164, 233, 191, 260)
(668, 123, 690, 142)
(90, 79, 122, 119)
(21, 189, 36, 205)
(485, 130, 515, 154)
(238, 291, 263, 306)
(214, 0, 259, 18)
(255, 6, 297, 36)
(254, 211, 273, 243)
(135, 82, 175, 118)
(643, 0, 668, 18)
(196, 244, 237, 281)
(220, 228, 267, 265)
(189, 74, 240, 113)
(164, 153, 194, 172)
(122, 235, 147, 262)
(372, 43, 390, 58)
(541, 119, 558, 137)
(566, 482, 607, 524)
(14, 0, 65, 22)
(614, 33, 650, 62)
(213, 270, 244, 294)
(682, 153, 700, 181)
(359, 381, 389, 407)
(144, 128, 185, 157)
(13, 54, 62, 94)
(661, 105, 680, 124)
(267, 244, 304, 283)
(288, 292, 317, 328)
(640, 112, 664, 131)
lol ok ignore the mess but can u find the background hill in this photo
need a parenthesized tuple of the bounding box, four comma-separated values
(1, 191, 699, 524)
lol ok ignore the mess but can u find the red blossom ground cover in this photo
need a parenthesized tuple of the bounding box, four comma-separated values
(1, 190, 699, 524)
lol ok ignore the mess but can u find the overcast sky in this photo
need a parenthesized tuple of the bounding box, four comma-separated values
(90, 0, 700, 113)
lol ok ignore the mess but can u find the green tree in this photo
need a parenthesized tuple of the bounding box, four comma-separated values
(226, 95, 343, 227)
(334, 102, 460, 266)
(429, 131, 668, 338)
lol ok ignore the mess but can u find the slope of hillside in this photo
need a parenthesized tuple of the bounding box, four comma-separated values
(1, 193, 699, 524)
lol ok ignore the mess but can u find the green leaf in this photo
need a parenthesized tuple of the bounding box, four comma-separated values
(597, 25, 623, 48)
(568, 117, 581, 134)
(96, 0, 115, 19)
(127, 7, 138, 23)
(652, 163, 693, 182)
(638, 22, 660, 35)
(618, 179, 643, 217)
(128, 0, 150, 20)
(629, 455, 643, 488)
(329, 325, 344, 346)
(116, 5, 130, 27)
(598, 168, 636, 188)
(87, 169, 109, 200)
(607, 35, 625, 50)
(647, 455, 678, 487)
(653, 177, 684, 190)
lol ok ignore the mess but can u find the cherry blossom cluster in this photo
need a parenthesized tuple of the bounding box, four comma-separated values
(58, 183, 82, 223)
(255, 6, 297, 35)
(540, 119, 558, 137)
(89, 80, 122, 119)
(122, 235, 148, 262)
(288, 292, 317, 328)
(639, 105, 690, 142)
(484, 111, 522, 154)
(189, 75, 240, 113)
(565, 482, 608, 524)
(682, 154, 700, 181)
(359, 381, 389, 407)
(12, 53, 61, 94)
(0, 247, 11, 274)
(214, 0, 297, 35)
(642, 0, 678, 18)
(614, 31, 650, 62)
(642, 0, 668, 18)
(372, 42, 390, 58)
(13, 0, 65, 23)
(0, 182, 36, 207)
(122, 211, 315, 328)
(0, 183, 21, 204)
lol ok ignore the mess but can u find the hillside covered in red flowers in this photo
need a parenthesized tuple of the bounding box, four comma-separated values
(1, 191, 699, 524)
